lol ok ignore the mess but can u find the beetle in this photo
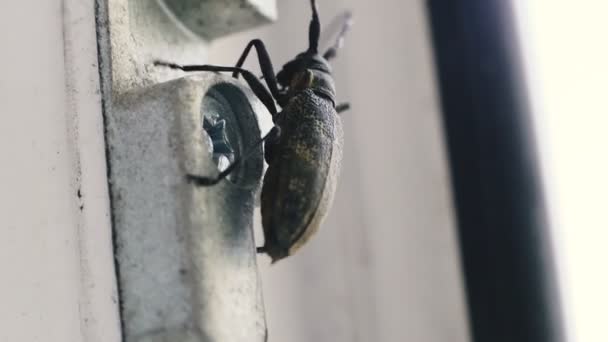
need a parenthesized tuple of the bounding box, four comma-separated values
(155, 0, 352, 263)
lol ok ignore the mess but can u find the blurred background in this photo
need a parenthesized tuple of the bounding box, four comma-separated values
(209, 1, 608, 342)
(515, 3, 608, 342)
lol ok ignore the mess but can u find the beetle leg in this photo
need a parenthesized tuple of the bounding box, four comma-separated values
(232, 39, 283, 101)
(154, 61, 279, 118)
(335, 102, 350, 113)
(322, 11, 353, 61)
(186, 126, 281, 186)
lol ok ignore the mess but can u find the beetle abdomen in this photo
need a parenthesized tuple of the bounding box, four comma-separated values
(260, 91, 343, 262)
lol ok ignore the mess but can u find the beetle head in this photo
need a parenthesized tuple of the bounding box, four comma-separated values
(277, 52, 331, 84)
(277, 53, 336, 105)
(276, 0, 337, 104)
(277, 0, 326, 89)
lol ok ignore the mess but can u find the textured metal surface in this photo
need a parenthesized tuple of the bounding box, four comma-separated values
(96, 0, 276, 93)
(161, 0, 277, 40)
(106, 75, 267, 341)
(95, 0, 276, 340)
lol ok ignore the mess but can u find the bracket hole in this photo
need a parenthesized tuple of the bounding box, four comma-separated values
(200, 83, 263, 188)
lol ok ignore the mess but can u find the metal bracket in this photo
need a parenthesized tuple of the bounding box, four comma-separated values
(96, 0, 276, 340)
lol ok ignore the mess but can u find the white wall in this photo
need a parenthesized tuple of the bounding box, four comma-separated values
(0, 1, 120, 341)
(210, 1, 471, 341)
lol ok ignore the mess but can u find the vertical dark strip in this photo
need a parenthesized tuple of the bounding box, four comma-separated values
(426, 1, 565, 341)
(94, 0, 125, 339)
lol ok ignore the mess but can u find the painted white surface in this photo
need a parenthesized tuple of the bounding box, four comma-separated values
(210, 1, 471, 341)
(0, 1, 120, 341)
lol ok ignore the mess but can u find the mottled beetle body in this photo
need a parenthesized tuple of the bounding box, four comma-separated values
(155, 0, 351, 262)
(261, 85, 343, 261)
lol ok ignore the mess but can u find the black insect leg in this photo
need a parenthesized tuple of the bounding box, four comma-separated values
(231, 39, 283, 103)
(187, 126, 280, 186)
(336, 102, 350, 113)
(323, 11, 353, 61)
(154, 61, 278, 118)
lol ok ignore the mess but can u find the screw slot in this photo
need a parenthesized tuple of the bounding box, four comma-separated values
(202, 104, 235, 173)
(200, 83, 263, 187)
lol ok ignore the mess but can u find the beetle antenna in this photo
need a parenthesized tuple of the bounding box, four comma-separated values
(307, 0, 320, 54)
(323, 11, 353, 61)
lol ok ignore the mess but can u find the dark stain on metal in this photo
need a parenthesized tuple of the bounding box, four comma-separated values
(94, 0, 126, 339)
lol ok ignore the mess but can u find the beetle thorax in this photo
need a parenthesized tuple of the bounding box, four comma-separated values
(286, 68, 336, 106)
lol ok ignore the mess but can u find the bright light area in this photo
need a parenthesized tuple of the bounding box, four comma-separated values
(514, 2, 608, 342)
